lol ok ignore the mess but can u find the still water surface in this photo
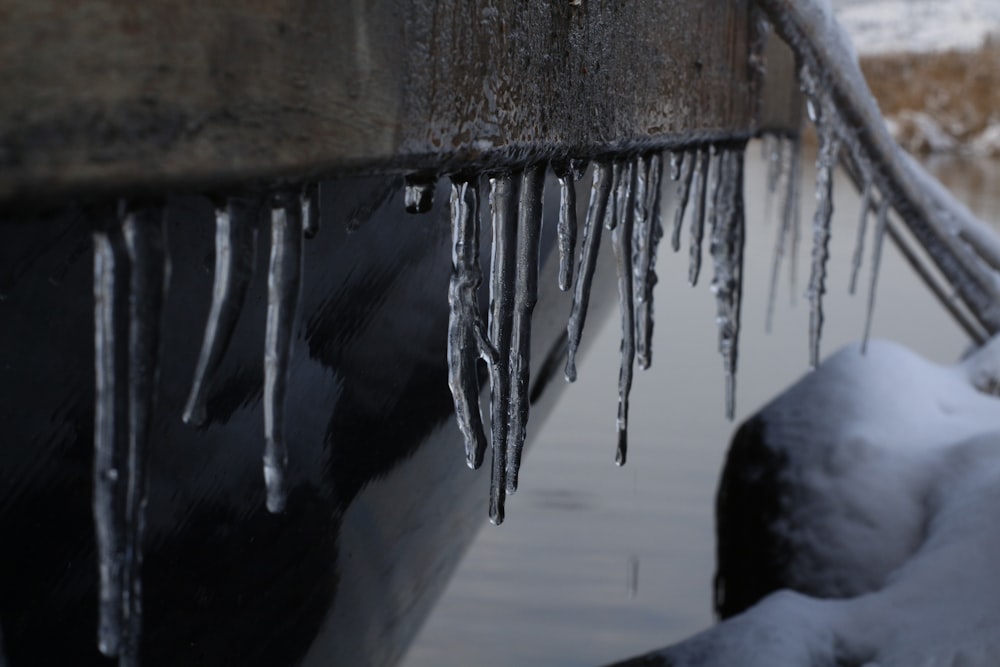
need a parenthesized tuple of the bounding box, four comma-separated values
(402, 146, 1000, 666)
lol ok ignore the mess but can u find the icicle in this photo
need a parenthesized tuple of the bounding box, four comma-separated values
(606, 161, 623, 231)
(446, 178, 490, 469)
(709, 148, 747, 420)
(93, 214, 129, 659)
(93, 202, 168, 664)
(506, 164, 545, 493)
(787, 137, 804, 308)
(404, 174, 436, 214)
(301, 183, 320, 239)
(565, 162, 612, 383)
(762, 135, 783, 227)
(183, 197, 259, 426)
(120, 205, 168, 667)
(849, 180, 872, 295)
(765, 136, 803, 332)
(611, 161, 637, 465)
(688, 146, 711, 286)
(671, 149, 695, 252)
(486, 172, 518, 524)
(807, 119, 842, 368)
(863, 196, 892, 352)
(634, 153, 665, 370)
(553, 161, 578, 291)
(263, 192, 304, 514)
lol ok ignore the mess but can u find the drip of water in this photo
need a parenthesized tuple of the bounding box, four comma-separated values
(446, 178, 490, 469)
(554, 161, 578, 292)
(808, 112, 842, 368)
(849, 180, 872, 296)
(709, 147, 747, 419)
(671, 149, 695, 252)
(688, 146, 712, 286)
(183, 197, 259, 426)
(263, 192, 304, 514)
(487, 172, 519, 524)
(565, 162, 612, 383)
(404, 174, 437, 214)
(506, 165, 545, 493)
(612, 159, 637, 466)
(301, 183, 320, 239)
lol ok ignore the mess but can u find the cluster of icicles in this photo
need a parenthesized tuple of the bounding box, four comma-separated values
(88, 68, 914, 667)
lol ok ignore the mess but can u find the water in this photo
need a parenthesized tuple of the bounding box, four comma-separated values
(401, 148, 1000, 667)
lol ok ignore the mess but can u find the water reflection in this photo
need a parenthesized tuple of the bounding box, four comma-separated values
(402, 147, 1000, 667)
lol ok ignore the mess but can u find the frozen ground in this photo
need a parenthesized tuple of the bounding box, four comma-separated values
(833, 0, 1000, 55)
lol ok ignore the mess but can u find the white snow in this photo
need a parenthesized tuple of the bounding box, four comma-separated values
(833, 0, 1000, 55)
(635, 338, 1000, 666)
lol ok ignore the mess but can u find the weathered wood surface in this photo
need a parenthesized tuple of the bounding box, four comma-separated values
(0, 0, 799, 205)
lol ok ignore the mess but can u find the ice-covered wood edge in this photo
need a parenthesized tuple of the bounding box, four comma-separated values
(0, 0, 800, 208)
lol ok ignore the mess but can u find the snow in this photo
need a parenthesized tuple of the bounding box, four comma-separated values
(833, 0, 1000, 56)
(630, 338, 1000, 666)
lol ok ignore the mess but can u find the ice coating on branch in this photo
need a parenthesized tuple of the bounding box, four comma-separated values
(863, 196, 892, 352)
(565, 162, 612, 383)
(633, 153, 664, 371)
(849, 180, 872, 296)
(263, 194, 304, 514)
(506, 165, 545, 493)
(688, 146, 712, 286)
(765, 135, 803, 333)
(709, 147, 747, 419)
(808, 108, 842, 368)
(612, 160, 637, 465)
(554, 162, 578, 292)
(92, 203, 168, 665)
(446, 179, 490, 469)
(487, 172, 518, 523)
(183, 197, 259, 426)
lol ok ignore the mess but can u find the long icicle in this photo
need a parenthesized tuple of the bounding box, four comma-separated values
(120, 204, 168, 667)
(554, 161, 578, 292)
(808, 113, 842, 368)
(637, 152, 666, 370)
(611, 160, 637, 466)
(507, 164, 545, 493)
(447, 178, 490, 469)
(688, 146, 711, 286)
(565, 162, 612, 383)
(863, 195, 892, 352)
(263, 192, 304, 514)
(487, 172, 518, 524)
(183, 196, 259, 426)
(849, 180, 872, 295)
(765, 136, 803, 332)
(93, 210, 130, 660)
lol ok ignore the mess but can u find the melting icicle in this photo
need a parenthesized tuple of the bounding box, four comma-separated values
(487, 172, 518, 524)
(808, 118, 842, 368)
(688, 146, 712, 286)
(554, 161, 578, 291)
(863, 196, 892, 352)
(671, 149, 695, 252)
(93, 214, 129, 659)
(709, 148, 747, 419)
(606, 162, 624, 231)
(404, 174, 436, 214)
(765, 136, 803, 332)
(849, 181, 872, 295)
(301, 183, 320, 239)
(183, 197, 259, 426)
(446, 178, 490, 469)
(633, 153, 664, 370)
(611, 160, 637, 465)
(120, 205, 168, 667)
(565, 162, 612, 383)
(506, 165, 545, 493)
(263, 192, 304, 514)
